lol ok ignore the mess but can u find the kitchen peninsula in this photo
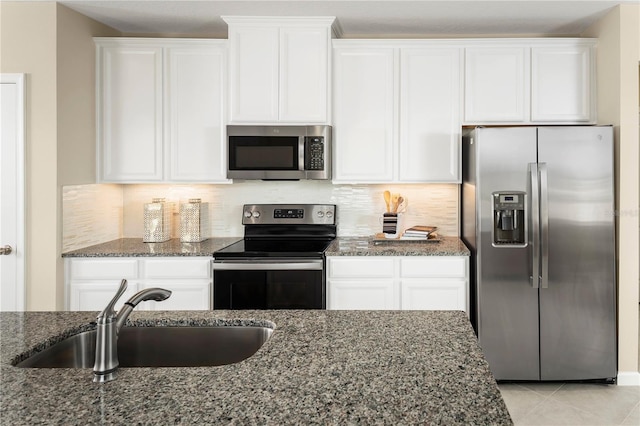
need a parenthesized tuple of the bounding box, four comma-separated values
(1, 310, 512, 425)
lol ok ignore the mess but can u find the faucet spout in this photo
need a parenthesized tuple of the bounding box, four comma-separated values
(93, 280, 171, 383)
(115, 288, 172, 331)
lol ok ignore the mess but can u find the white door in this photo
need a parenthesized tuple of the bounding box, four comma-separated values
(0, 74, 26, 311)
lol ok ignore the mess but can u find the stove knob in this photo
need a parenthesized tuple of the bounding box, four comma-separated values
(244, 210, 252, 218)
(326, 211, 333, 218)
(252, 211, 261, 218)
(317, 211, 325, 218)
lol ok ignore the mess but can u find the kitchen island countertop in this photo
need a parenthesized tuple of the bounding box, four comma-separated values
(0, 310, 511, 425)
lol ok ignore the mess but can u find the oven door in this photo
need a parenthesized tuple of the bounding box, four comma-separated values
(213, 259, 325, 309)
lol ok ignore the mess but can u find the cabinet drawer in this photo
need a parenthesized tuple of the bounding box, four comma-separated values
(400, 257, 466, 278)
(143, 257, 211, 279)
(69, 259, 139, 280)
(328, 257, 394, 278)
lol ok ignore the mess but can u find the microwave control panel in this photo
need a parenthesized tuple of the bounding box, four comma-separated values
(304, 137, 325, 171)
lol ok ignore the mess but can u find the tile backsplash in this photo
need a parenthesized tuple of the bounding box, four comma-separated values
(63, 181, 459, 251)
(62, 184, 123, 252)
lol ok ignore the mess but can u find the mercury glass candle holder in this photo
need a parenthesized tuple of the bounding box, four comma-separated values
(179, 198, 210, 242)
(143, 198, 174, 242)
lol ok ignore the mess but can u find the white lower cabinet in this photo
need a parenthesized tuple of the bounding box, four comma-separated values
(65, 257, 212, 311)
(70, 281, 141, 312)
(327, 256, 468, 312)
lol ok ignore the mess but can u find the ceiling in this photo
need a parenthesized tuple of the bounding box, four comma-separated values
(55, 0, 633, 37)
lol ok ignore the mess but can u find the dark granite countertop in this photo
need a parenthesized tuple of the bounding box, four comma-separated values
(62, 237, 469, 258)
(0, 310, 511, 425)
(326, 236, 470, 256)
(62, 237, 241, 257)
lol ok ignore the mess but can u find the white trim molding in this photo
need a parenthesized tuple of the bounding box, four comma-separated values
(617, 371, 640, 386)
(0, 73, 26, 311)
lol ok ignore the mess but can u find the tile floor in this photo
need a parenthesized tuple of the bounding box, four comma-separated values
(499, 308, 640, 425)
(498, 382, 640, 425)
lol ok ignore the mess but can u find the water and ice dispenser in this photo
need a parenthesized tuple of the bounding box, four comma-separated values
(492, 192, 525, 246)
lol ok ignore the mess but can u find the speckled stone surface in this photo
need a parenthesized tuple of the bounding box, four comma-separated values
(61, 237, 241, 257)
(326, 236, 470, 256)
(0, 310, 511, 425)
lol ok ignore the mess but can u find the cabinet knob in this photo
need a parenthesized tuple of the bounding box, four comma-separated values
(0, 245, 12, 255)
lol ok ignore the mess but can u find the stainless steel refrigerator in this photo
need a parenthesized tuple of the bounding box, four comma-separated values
(461, 126, 617, 382)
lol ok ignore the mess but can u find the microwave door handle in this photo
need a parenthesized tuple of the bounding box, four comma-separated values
(299, 136, 306, 171)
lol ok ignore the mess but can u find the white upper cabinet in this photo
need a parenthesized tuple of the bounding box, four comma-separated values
(400, 48, 462, 182)
(332, 41, 462, 183)
(166, 45, 227, 182)
(464, 46, 529, 123)
(531, 44, 594, 122)
(332, 46, 397, 182)
(224, 17, 334, 124)
(96, 38, 229, 183)
(98, 42, 164, 182)
(464, 39, 596, 124)
(227, 25, 279, 122)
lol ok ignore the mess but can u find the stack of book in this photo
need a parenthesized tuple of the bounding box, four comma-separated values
(400, 225, 437, 240)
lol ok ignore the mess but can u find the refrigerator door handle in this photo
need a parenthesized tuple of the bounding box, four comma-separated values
(530, 163, 540, 289)
(539, 163, 549, 289)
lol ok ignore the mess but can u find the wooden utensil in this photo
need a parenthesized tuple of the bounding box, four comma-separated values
(383, 190, 391, 212)
(391, 193, 399, 213)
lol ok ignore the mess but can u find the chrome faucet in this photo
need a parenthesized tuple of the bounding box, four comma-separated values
(93, 279, 171, 383)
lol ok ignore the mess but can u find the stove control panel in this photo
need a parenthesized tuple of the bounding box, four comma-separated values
(242, 204, 336, 225)
(274, 208, 304, 219)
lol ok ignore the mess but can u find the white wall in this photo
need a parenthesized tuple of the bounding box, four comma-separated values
(1, 2, 59, 310)
(0, 2, 119, 310)
(583, 3, 640, 383)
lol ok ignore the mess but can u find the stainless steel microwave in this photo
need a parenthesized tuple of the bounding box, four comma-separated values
(227, 125, 331, 180)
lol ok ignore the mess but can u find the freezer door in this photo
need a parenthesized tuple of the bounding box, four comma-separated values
(537, 126, 616, 380)
(475, 127, 540, 380)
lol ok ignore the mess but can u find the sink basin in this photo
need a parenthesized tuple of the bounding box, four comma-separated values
(14, 326, 273, 368)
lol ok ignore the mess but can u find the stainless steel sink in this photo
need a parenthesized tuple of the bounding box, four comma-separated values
(15, 326, 273, 368)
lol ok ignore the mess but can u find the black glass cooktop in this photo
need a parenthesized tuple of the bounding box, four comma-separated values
(214, 239, 333, 258)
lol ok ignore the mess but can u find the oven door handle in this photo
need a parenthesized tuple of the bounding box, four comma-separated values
(213, 260, 323, 271)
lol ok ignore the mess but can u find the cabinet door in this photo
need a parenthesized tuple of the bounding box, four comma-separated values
(98, 44, 163, 181)
(69, 281, 140, 311)
(328, 257, 395, 279)
(328, 280, 397, 310)
(142, 257, 211, 279)
(141, 281, 210, 310)
(400, 48, 462, 182)
(464, 47, 529, 123)
(279, 27, 329, 123)
(166, 44, 230, 182)
(400, 279, 466, 311)
(531, 45, 593, 122)
(228, 26, 279, 123)
(332, 47, 396, 182)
